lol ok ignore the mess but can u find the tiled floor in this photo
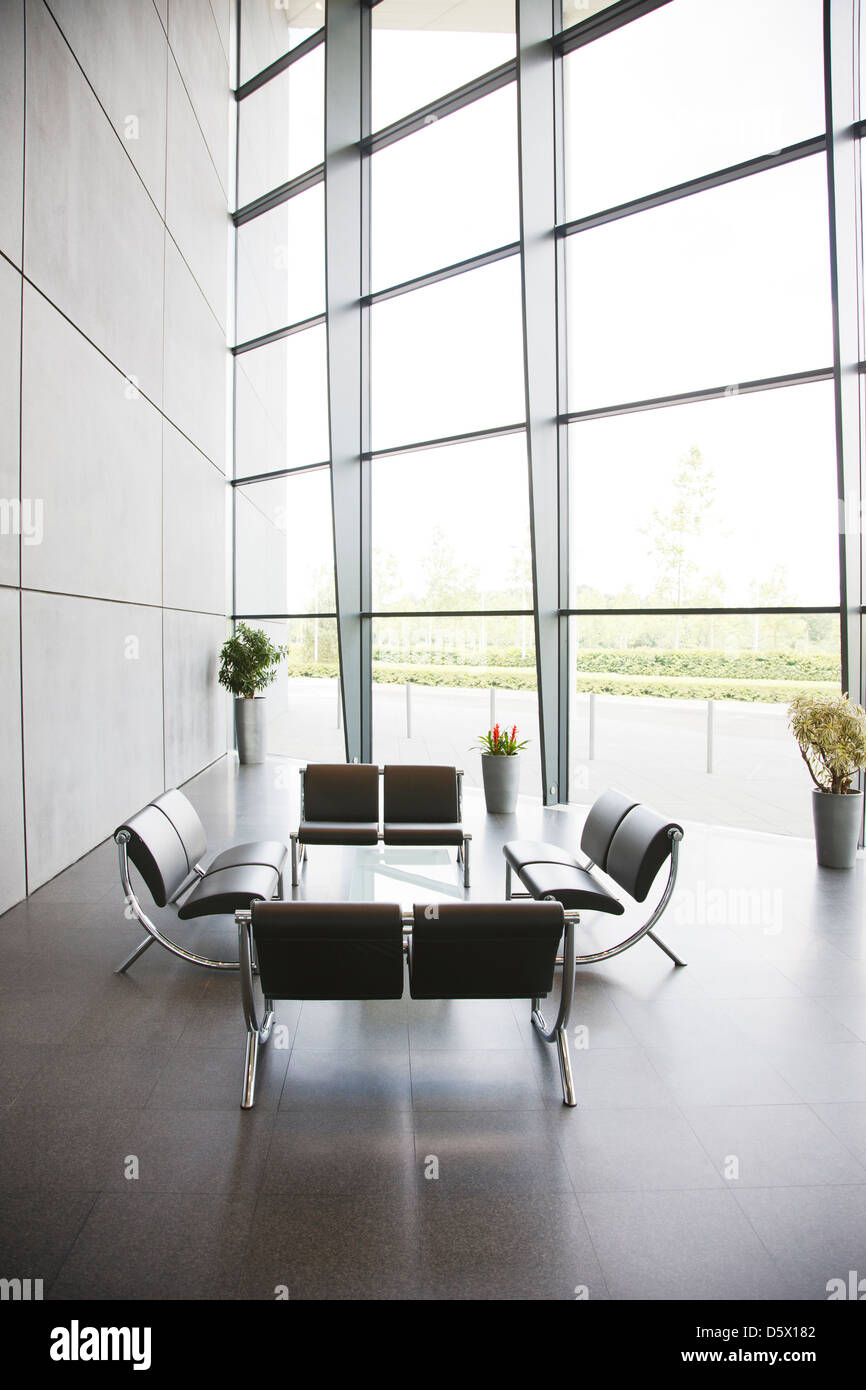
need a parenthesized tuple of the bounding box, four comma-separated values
(1, 754, 865, 1300)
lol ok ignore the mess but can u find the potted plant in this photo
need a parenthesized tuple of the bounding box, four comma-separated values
(788, 692, 866, 868)
(474, 722, 529, 814)
(219, 623, 287, 765)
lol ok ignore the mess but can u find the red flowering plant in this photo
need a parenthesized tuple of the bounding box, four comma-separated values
(474, 723, 529, 756)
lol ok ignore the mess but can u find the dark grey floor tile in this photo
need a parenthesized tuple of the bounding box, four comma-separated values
(610, 996, 748, 1050)
(63, 975, 207, 1048)
(413, 1110, 573, 1195)
(21, 1045, 173, 1109)
(683, 1104, 866, 1188)
(104, 1108, 276, 1192)
(237, 1194, 421, 1300)
(536, 1043, 677, 1110)
(420, 1191, 609, 1300)
(645, 1042, 799, 1107)
(734, 1186, 866, 1300)
(408, 998, 523, 1051)
(280, 1048, 413, 1112)
(0, 1109, 137, 1191)
(512, 984, 640, 1051)
(817, 996, 866, 1042)
(579, 1190, 796, 1300)
(775, 950, 866, 997)
(0, 1191, 98, 1284)
(295, 998, 409, 1053)
(719, 996, 861, 1048)
(50, 1191, 256, 1299)
(765, 1043, 866, 1104)
(262, 1110, 416, 1196)
(146, 1044, 290, 1111)
(687, 959, 805, 999)
(410, 1048, 544, 1111)
(811, 1102, 866, 1165)
(0, 1043, 59, 1107)
(554, 1106, 724, 1193)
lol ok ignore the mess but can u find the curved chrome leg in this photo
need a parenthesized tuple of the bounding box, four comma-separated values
(238, 911, 275, 1109)
(530, 917, 577, 1106)
(116, 836, 239, 973)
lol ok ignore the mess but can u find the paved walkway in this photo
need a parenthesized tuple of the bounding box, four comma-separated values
(267, 678, 816, 837)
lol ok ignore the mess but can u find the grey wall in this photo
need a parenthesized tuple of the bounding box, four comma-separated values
(0, 0, 232, 906)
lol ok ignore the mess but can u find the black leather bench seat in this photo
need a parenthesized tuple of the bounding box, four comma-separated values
(518, 862, 624, 915)
(298, 820, 379, 846)
(383, 822, 464, 846)
(207, 841, 287, 875)
(177, 863, 281, 919)
(503, 839, 582, 874)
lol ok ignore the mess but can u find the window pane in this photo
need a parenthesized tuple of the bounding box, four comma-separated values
(371, 0, 515, 133)
(371, 85, 518, 290)
(237, 47, 324, 207)
(568, 384, 840, 608)
(239, 1, 323, 86)
(566, 157, 833, 409)
(564, 0, 824, 220)
(234, 468, 335, 614)
(372, 615, 541, 798)
(569, 613, 841, 837)
(236, 185, 325, 344)
(372, 434, 530, 610)
(257, 617, 344, 762)
(561, 0, 620, 30)
(235, 326, 329, 480)
(371, 257, 524, 449)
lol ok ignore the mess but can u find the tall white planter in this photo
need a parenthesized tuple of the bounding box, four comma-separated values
(235, 695, 267, 764)
(481, 754, 520, 813)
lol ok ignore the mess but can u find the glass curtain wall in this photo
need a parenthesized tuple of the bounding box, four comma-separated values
(231, 0, 865, 834)
(562, 0, 861, 835)
(233, 9, 341, 760)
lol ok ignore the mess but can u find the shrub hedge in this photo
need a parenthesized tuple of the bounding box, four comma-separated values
(287, 659, 839, 704)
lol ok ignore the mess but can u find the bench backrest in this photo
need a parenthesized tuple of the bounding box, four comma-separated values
(116, 789, 207, 907)
(409, 901, 564, 999)
(579, 788, 637, 870)
(605, 804, 683, 903)
(302, 764, 380, 823)
(251, 902, 404, 999)
(383, 765, 459, 824)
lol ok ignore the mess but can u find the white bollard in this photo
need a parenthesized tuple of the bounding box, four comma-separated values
(489, 686, 496, 732)
(706, 698, 715, 774)
(588, 691, 596, 760)
(406, 681, 413, 739)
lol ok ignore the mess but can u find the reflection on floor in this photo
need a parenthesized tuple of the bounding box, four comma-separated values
(1, 753, 865, 1300)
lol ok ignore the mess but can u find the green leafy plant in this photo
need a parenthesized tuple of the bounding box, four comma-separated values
(218, 623, 287, 699)
(474, 722, 529, 757)
(788, 692, 866, 794)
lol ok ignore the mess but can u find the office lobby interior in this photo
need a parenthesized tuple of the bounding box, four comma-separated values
(2, 0, 866, 1310)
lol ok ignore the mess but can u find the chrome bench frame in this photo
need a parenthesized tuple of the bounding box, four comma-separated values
(290, 765, 472, 889)
(505, 827, 685, 969)
(236, 903, 577, 1108)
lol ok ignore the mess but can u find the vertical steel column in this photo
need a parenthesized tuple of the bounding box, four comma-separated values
(824, 0, 864, 841)
(517, 0, 562, 806)
(325, 0, 368, 762)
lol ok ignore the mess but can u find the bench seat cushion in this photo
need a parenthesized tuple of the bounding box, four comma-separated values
(298, 821, 379, 846)
(177, 864, 280, 919)
(207, 841, 287, 875)
(383, 822, 464, 846)
(503, 839, 581, 874)
(518, 862, 624, 915)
